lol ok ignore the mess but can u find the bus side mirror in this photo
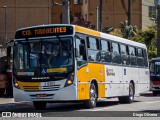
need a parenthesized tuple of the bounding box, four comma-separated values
(79, 44, 86, 56)
(75, 48, 79, 57)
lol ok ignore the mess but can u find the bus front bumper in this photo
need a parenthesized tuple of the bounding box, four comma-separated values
(13, 84, 77, 102)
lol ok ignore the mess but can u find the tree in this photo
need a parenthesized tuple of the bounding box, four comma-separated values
(132, 27, 157, 59)
(119, 20, 138, 39)
(72, 16, 95, 29)
(103, 20, 138, 39)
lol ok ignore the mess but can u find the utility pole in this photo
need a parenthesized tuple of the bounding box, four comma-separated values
(62, 0, 70, 24)
(99, 0, 102, 32)
(154, 0, 160, 57)
(96, 6, 99, 31)
(128, 0, 132, 26)
(157, 6, 160, 56)
(3, 6, 7, 43)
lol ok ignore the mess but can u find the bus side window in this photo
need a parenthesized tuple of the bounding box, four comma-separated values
(129, 46, 137, 66)
(101, 39, 111, 63)
(120, 44, 130, 65)
(137, 48, 144, 67)
(87, 37, 101, 62)
(143, 49, 148, 67)
(111, 42, 121, 64)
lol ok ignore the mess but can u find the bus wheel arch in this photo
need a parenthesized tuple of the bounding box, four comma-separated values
(130, 80, 135, 95)
(118, 80, 135, 104)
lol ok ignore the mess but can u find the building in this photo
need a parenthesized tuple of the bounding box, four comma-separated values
(0, 0, 51, 45)
(142, 0, 156, 29)
(0, 0, 156, 45)
(52, 0, 156, 30)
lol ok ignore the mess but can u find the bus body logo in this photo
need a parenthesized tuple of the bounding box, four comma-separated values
(124, 68, 126, 75)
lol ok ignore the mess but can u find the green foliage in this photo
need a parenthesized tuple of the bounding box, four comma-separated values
(103, 20, 157, 60)
(132, 27, 157, 59)
(132, 28, 156, 49)
(104, 20, 138, 39)
(103, 27, 114, 33)
(119, 20, 138, 39)
(148, 50, 157, 60)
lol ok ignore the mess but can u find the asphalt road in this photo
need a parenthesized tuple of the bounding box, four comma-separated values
(0, 91, 160, 118)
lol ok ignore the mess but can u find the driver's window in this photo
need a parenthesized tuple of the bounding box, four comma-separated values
(76, 38, 87, 68)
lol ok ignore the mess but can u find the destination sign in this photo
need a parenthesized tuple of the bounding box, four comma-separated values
(15, 26, 73, 39)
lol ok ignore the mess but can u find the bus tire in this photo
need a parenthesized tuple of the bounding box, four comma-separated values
(153, 91, 157, 96)
(84, 83, 97, 109)
(119, 83, 134, 104)
(33, 101, 47, 110)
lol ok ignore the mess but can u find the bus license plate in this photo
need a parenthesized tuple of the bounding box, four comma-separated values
(41, 81, 55, 86)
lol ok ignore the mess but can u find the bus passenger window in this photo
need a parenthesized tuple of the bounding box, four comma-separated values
(143, 49, 148, 67)
(129, 46, 137, 66)
(87, 37, 101, 62)
(111, 42, 121, 64)
(120, 44, 130, 65)
(87, 37, 98, 50)
(101, 39, 111, 63)
(137, 48, 144, 67)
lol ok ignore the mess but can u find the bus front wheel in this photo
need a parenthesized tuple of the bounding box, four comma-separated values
(33, 101, 47, 110)
(84, 83, 97, 108)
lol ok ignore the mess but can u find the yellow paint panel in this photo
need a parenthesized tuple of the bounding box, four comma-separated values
(18, 81, 40, 90)
(75, 26, 100, 37)
(47, 68, 67, 73)
(78, 84, 90, 100)
(77, 63, 106, 100)
(78, 84, 85, 100)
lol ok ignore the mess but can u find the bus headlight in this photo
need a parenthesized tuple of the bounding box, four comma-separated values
(13, 78, 20, 89)
(64, 72, 74, 87)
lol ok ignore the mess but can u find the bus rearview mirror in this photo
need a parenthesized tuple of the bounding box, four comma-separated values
(79, 44, 86, 56)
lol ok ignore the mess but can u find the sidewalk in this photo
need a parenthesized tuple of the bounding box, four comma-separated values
(0, 96, 33, 112)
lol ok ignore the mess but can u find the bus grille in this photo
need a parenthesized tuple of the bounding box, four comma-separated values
(23, 85, 61, 91)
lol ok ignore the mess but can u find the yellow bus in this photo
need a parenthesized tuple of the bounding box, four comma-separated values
(13, 24, 150, 109)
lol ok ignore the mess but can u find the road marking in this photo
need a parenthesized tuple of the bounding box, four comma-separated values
(90, 106, 114, 111)
(144, 101, 160, 104)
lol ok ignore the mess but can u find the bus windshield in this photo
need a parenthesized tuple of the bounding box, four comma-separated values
(13, 37, 73, 76)
(150, 62, 160, 76)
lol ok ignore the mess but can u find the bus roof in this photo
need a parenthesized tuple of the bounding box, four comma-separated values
(74, 25, 146, 49)
(100, 32, 146, 49)
(14, 24, 146, 49)
(150, 57, 160, 61)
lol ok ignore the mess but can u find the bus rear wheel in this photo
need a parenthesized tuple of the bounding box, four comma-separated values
(84, 83, 97, 108)
(33, 101, 47, 110)
(119, 83, 134, 103)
